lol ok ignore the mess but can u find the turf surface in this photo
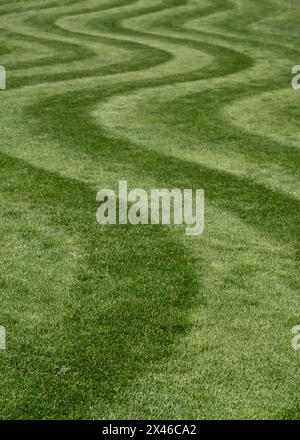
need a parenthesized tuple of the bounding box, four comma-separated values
(0, 0, 299, 419)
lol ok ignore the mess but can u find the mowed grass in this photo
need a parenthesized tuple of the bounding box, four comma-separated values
(0, 0, 299, 419)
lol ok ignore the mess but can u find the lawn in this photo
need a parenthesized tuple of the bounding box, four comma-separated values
(0, 0, 299, 419)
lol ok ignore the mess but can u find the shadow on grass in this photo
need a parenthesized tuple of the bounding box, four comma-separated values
(0, 151, 200, 418)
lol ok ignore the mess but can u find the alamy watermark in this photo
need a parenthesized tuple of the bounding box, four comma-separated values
(96, 181, 204, 236)
(0, 65, 6, 90)
(292, 65, 300, 90)
(0, 326, 6, 350)
(291, 325, 300, 351)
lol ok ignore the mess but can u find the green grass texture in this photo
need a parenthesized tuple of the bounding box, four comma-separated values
(0, 0, 299, 419)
